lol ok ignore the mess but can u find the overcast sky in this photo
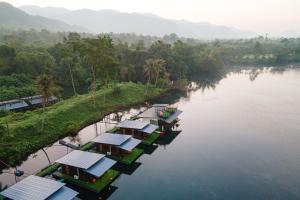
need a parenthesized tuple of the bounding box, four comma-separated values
(5, 0, 300, 36)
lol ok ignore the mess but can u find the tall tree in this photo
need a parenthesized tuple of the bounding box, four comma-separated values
(35, 75, 58, 131)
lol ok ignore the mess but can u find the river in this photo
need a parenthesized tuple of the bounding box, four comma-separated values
(1, 67, 300, 199)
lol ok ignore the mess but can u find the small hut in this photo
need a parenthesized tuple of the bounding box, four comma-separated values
(0, 175, 78, 200)
(137, 104, 182, 131)
(92, 133, 141, 157)
(0, 99, 28, 111)
(55, 150, 116, 183)
(22, 95, 58, 107)
(116, 120, 159, 140)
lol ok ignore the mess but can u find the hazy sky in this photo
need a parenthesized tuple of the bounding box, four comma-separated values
(5, 0, 300, 36)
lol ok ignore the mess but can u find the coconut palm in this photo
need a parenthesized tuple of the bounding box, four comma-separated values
(153, 59, 166, 87)
(143, 58, 166, 87)
(35, 75, 59, 131)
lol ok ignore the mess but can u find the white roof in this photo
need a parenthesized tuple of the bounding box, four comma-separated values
(0, 175, 78, 200)
(92, 133, 131, 145)
(55, 150, 105, 169)
(116, 120, 149, 130)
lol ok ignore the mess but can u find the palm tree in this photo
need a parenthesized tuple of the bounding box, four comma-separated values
(143, 59, 156, 95)
(61, 57, 77, 96)
(143, 58, 166, 87)
(153, 59, 166, 87)
(35, 75, 58, 131)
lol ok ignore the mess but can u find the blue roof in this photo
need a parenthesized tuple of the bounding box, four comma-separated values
(118, 138, 141, 151)
(84, 157, 116, 178)
(55, 150, 105, 169)
(48, 186, 78, 200)
(0, 100, 28, 111)
(0, 175, 77, 200)
(92, 133, 131, 145)
(140, 124, 159, 134)
(22, 95, 57, 105)
(116, 120, 148, 130)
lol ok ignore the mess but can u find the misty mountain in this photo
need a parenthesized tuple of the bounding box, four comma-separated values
(20, 5, 256, 39)
(0, 2, 86, 32)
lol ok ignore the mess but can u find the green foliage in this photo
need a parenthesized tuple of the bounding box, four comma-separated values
(0, 83, 163, 166)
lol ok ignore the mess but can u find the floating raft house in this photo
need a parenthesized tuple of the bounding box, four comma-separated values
(92, 133, 143, 164)
(137, 104, 182, 130)
(54, 150, 119, 193)
(0, 175, 78, 200)
(116, 120, 160, 145)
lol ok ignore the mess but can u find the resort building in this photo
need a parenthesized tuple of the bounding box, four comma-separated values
(137, 104, 182, 130)
(116, 120, 159, 140)
(0, 99, 28, 111)
(92, 133, 141, 156)
(92, 133, 143, 164)
(0, 175, 78, 200)
(21, 95, 58, 106)
(55, 150, 116, 184)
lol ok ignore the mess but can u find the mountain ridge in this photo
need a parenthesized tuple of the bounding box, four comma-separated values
(20, 5, 256, 39)
(0, 2, 87, 32)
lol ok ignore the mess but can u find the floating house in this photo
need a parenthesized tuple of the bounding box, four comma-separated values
(0, 175, 78, 200)
(116, 120, 159, 140)
(137, 104, 182, 130)
(22, 95, 58, 106)
(92, 133, 143, 164)
(0, 99, 28, 111)
(54, 150, 119, 193)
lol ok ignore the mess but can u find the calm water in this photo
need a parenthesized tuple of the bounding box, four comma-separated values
(1, 67, 300, 199)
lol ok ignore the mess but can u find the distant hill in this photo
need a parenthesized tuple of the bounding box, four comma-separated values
(0, 2, 86, 32)
(20, 5, 256, 39)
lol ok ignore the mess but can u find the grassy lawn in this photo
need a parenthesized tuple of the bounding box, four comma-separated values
(0, 83, 163, 166)
(53, 169, 120, 193)
(142, 132, 161, 145)
(109, 148, 143, 165)
(35, 163, 60, 177)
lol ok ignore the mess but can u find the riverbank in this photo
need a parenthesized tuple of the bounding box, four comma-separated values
(0, 82, 163, 167)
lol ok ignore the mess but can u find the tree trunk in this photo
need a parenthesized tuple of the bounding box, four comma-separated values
(154, 70, 159, 87)
(5, 116, 9, 136)
(68, 63, 77, 96)
(91, 65, 96, 108)
(146, 74, 151, 96)
(42, 148, 51, 164)
(41, 101, 45, 131)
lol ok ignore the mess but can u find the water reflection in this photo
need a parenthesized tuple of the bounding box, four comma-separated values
(113, 162, 142, 175)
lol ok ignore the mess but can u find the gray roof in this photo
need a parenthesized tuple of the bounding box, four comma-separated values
(137, 107, 159, 119)
(118, 138, 141, 151)
(55, 150, 105, 169)
(0, 100, 28, 111)
(92, 133, 131, 146)
(140, 124, 159, 134)
(21, 95, 57, 105)
(0, 175, 77, 200)
(116, 120, 148, 130)
(84, 157, 116, 178)
(138, 107, 182, 124)
(48, 186, 78, 200)
(161, 110, 183, 124)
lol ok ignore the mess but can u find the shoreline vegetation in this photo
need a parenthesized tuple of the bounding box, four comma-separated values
(0, 82, 164, 167)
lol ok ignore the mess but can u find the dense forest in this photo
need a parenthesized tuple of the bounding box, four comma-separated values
(1, 29, 300, 101)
